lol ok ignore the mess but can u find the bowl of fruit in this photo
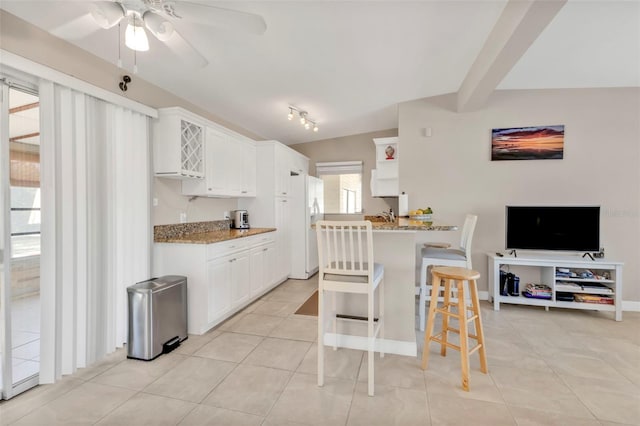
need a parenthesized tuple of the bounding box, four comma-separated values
(409, 208, 433, 221)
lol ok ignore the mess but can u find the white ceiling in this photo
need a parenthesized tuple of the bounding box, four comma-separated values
(2, 1, 638, 145)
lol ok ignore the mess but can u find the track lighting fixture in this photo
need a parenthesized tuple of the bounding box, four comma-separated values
(286, 106, 319, 132)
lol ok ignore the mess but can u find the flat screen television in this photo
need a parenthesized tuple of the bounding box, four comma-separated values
(505, 206, 600, 252)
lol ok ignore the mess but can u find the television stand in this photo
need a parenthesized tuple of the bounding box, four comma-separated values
(582, 252, 595, 261)
(487, 253, 623, 321)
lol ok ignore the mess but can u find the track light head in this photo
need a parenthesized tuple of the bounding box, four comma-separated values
(286, 106, 319, 132)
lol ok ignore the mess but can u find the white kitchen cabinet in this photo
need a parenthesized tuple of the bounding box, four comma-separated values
(274, 197, 291, 282)
(153, 107, 205, 179)
(207, 255, 232, 323)
(238, 141, 309, 283)
(154, 232, 278, 334)
(274, 144, 292, 197)
(370, 136, 399, 197)
(241, 141, 257, 197)
(230, 251, 251, 306)
(182, 127, 257, 198)
(250, 243, 275, 298)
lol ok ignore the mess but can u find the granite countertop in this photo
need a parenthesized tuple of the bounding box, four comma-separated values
(154, 220, 276, 244)
(155, 228, 276, 244)
(370, 218, 458, 231)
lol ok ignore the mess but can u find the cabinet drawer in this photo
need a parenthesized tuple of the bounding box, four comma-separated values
(250, 233, 275, 246)
(207, 238, 250, 259)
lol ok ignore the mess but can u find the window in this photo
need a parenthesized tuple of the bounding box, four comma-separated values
(316, 161, 362, 214)
(9, 88, 41, 258)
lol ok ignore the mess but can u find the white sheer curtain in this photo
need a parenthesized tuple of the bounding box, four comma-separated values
(39, 80, 150, 383)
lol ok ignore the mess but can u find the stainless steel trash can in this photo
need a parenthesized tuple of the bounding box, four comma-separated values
(127, 275, 188, 361)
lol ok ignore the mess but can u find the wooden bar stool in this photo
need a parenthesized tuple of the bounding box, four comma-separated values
(421, 266, 487, 391)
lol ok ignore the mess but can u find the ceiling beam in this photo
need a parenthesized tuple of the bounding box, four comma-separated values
(10, 132, 40, 142)
(9, 101, 39, 114)
(456, 0, 567, 112)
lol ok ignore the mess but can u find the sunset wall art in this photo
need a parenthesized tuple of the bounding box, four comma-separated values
(491, 125, 564, 161)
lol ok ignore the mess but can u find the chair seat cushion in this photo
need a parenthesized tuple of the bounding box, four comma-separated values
(324, 262, 384, 283)
(421, 247, 467, 261)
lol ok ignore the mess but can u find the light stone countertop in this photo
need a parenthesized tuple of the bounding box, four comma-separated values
(154, 227, 276, 244)
(370, 218, 457, 231)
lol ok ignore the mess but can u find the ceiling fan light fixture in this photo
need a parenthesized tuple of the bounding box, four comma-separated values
(89, 1, 125, 29)
(125, 16, 150, 52)
(143, 11, 175, 41)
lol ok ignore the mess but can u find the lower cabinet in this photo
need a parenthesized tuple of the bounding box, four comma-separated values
(230, 251, 251, 307)
(207, 255, 232, 323)
(154, 232, 280, 335)
(250, 243, 276, 298)
(274, 197, 291, 282)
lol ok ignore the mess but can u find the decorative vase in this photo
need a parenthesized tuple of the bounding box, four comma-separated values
(385, 145, 395, 160)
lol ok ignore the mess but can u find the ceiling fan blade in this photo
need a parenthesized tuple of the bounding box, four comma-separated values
(143, 11, 175, 41)
(89, 1, 125, 29)
(163, 1, 267, 35)
(162, 29, 209, 68)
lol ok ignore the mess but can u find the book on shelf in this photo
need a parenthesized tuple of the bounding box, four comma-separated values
(555, 282, 582, 292)
(573, 294, 614, 305)
(580, 283, 613, 293)
(555, 292, 575, 302)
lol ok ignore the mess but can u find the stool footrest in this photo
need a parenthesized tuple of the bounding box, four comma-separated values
(468, 343, 483, 356)
(430, 334, 461, 352)
(466, 314, 479, 323)
(434, 308, 464, 318)
(336, 314, 379, 322)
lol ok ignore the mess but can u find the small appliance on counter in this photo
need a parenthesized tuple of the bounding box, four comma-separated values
(231, 210, 250, 229)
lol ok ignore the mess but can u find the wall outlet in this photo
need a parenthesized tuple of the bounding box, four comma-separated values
(223, 211, 230, 220)
(179, 212, 187, 223)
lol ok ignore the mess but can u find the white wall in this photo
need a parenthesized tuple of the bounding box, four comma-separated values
(153, 178, 238, 225)
(399, 88, 640, 302)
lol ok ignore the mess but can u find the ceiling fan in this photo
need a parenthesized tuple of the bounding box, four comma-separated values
(83, 0, 267, 67)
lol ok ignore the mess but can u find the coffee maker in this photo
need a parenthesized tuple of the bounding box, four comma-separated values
(231, 210, 250, 229)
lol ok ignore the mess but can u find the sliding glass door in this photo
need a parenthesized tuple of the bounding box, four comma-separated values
(0, 82, 41, 399)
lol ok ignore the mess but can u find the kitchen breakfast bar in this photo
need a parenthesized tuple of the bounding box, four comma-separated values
(322, 218, 457, 357)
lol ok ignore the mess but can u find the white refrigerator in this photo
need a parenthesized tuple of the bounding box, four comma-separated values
(290, 174, 324, 279)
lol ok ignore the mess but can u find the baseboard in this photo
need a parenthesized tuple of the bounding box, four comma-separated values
(479, 291, 489, 301)
(323, 333, 417, 357)
(622, 301, 640, 312)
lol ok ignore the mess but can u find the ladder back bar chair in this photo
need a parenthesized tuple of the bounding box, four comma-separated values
(316, 220, 384, 397)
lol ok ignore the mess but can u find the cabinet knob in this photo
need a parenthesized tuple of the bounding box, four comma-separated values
(263, 248, 268, 251)
(208, 188, 212, 191)
(241, 191, 247, 194)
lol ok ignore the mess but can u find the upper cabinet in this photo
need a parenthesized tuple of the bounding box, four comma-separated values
(152, 107, 257, 198)
(370, 137, 399, 197)
(153, 107, 205, 179)
(182, 126, 257, 198)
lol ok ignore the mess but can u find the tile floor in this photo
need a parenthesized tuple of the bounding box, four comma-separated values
(1, 276, 639, 426)
(2, 294, 41, 386)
